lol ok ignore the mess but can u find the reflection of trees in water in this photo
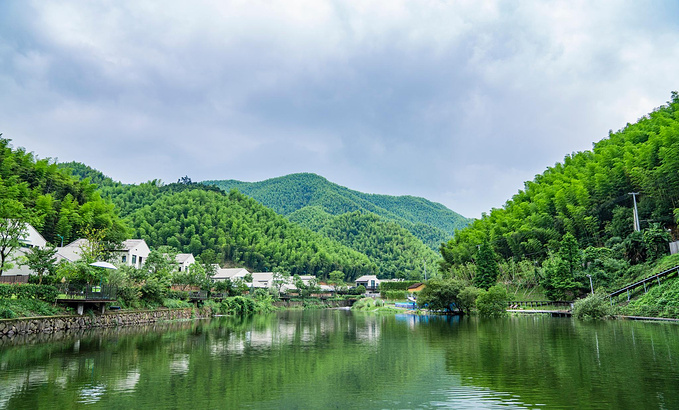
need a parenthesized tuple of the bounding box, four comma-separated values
(435, 316, 679, 409)
(0, 311, 443, 408)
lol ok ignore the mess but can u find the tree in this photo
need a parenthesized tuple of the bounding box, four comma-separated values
(272, 271, 289, 297)
(643, 223, 672, 262)
(473, 240, 500, 290)
(542, 233, 582, 301)
(476, 285, 508, 317)
(144, 246, 179, 281)
(78, 227, 112, 263)
(21, 245, 57, 284)
(417, 278, 470, 313)
(328, 270, 346, 293)
(0, 185, 32, 275)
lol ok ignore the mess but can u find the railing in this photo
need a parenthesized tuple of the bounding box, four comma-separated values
(57, 284, 118, 301)
(608, 265, 679, 299)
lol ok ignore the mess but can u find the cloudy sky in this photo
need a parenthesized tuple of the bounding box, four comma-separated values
(1, 1, 678, 218)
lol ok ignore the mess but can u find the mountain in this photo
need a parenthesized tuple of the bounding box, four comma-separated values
(57, 163, 449, 278)
(440, 92, 679, 269)
(54, 165, 379, 279)
(202, 173, 471, 250)
(311, 211, 440, 279)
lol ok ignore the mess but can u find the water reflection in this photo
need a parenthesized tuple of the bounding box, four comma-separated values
(0, 313, 678, 409)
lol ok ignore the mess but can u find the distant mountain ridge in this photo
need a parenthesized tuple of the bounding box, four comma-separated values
(202, 173, 471, 250)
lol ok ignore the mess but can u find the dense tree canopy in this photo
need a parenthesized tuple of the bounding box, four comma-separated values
(203, 173, 470, 250)
(441, 92, 679, 271)
(100, 186, 378, 280)
(313, 211, 440, 279)
(0, 138, 127, 248)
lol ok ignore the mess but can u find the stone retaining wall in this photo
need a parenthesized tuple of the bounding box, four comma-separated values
(0, 308, 211, 337)
(273, 299, 354, 308)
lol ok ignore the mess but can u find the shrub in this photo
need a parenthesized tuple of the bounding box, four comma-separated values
(476, 285, 508, 317)
(383, 290, 407, 300)
(219, 296, 275, 316)
(140, 277, 167, 305)
(116, 286, 141, 308)
(380, 281, 420, 293)
(166, 290, 189, 300)
(351, 297, 376, 310)
(0, 299, 64, 318)
(573, 293, 613, 319)
(163, 298, 192, 309)
(0, 284, 59, 302)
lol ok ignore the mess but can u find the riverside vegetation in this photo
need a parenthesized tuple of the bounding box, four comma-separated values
(3, 93, 679, 320)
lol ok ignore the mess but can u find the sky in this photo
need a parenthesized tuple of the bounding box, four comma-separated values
(1, 1, 679, 219)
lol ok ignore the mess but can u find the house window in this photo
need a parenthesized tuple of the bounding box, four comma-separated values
(122, 255, 127, 263)
(132, 255, 137, 264)
(178, 266, 182, 272)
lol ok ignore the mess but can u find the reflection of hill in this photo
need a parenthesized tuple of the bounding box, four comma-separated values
(6, 313, 672, 408)
(0, 311, 439, 408)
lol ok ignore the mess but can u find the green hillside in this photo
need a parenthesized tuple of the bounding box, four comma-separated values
(288, 209, 439, 279)
(202, 173, 470, 249)
(53, 166, 378, 279)
(0, 139, 127, 247)
(125, 188, 376, 279)
(439, 92, 679, 307)
(442, 92, 679, 268)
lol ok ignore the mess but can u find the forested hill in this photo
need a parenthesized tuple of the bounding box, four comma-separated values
(441, 92, 679, 270)
(0, 139, 127, 246)
(202, 173, 471, 250)
(289, 209, 440, 279)
(52, 167, 378, 279)
(58, 164, 438, 279)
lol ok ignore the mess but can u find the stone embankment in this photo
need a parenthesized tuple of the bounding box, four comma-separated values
(273, 299, 354, 308)
(0, 308, 211, 337)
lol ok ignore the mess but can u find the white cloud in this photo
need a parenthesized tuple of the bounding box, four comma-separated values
(1, 0, 678, 218)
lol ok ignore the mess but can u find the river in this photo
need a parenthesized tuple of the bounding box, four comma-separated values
(1, 310, 678, 409)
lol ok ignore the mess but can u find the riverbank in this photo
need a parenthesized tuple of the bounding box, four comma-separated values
(0, 307, 212, 337)
(0, 297, 358, 338)
(508, 309, 679, 322)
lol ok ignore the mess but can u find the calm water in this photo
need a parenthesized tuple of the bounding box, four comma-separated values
(1, 311, 679, 409)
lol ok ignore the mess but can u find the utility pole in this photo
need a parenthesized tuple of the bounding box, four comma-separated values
(423, 259, 427, 281)
(629, 192, 640, 231)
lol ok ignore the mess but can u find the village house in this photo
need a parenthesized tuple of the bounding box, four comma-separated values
(56, 238, 151, 269)
(2, 223, 48, 279)
(211, 267, 250, 281)
(175, 253, 195, 272)
(355, 275, 380, 291)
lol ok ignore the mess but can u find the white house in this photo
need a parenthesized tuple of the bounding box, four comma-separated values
(250, 272, 274, 289)
(116, 239, 150, 269)
(55, 238, 88, 263)
(175, 253, 195, 272)
(355, 275, 380, 291)
(56, 238, 151, 269)
(3, 223, 48, 277)
(212, 267, 250, 281)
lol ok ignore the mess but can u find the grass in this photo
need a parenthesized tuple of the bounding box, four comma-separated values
(0, 299, 70, 319)
(504, 285, 547, 301)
